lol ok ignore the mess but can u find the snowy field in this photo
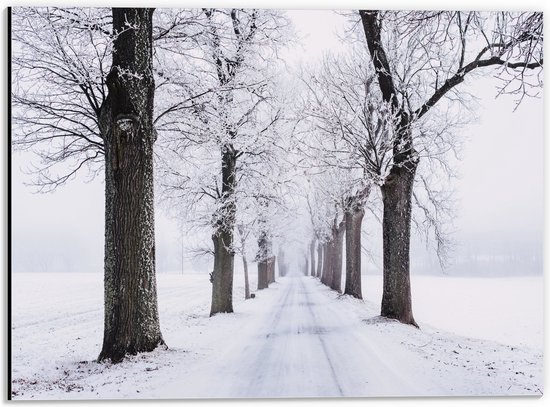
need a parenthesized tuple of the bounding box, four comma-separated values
(10, 271, 543, 399)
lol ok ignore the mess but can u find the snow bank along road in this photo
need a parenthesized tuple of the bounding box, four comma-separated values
(11, 272, 543, 399)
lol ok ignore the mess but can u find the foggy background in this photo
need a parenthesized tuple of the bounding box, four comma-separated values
(10, 10, 543, 277)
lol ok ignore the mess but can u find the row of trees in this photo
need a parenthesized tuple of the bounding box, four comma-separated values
(12, 6, 296, 362)
(300, 11, 542, 326)
(12, 7, 542, 363)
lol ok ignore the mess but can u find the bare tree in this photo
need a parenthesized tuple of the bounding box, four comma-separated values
(12, 6, 211, 361)
(358, 10, 543, 326)
(98, 7, 164, 362)
(158, 8, 291, 315)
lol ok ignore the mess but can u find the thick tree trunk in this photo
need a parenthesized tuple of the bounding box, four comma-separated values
(99, 8, 164, 363)
(258, 255, 275, 289)
(330, 221, 345, 293)
(309, 240, 316, 276)
(267, 260, 273, 283)
(268, 256, 276, 284)
(321, 240, 333, 287)
(316, 243, 323, 278)
(210, 146, 237, 316)
(257, 261, 269, 290)
(344, 207, 365, 299)
(380, 160, 418, 327)
(211, 230, 234, 315)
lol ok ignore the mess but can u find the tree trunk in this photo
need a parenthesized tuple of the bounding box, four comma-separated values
(380, 160, 418, 327)
(268, 256, 276, 283)
(257, 231, 270, 290)
(211, 230, 234, 315)
(257, 261, 268, 290)
(99, 8, 164, 363)
(344, 207, 365, 299)
(320, 243, 327, 284)
(316, 243, 323, 278)
(237, 227, 250, 300)
(321, 240, 333, 286)
(242, 254, 250, 300)
(330, 221, 345, 293)
(210, 145, 237, 316)
(309, 239, 316, 276)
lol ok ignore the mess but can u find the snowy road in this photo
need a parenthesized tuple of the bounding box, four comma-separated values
(166, 274, 417, 398)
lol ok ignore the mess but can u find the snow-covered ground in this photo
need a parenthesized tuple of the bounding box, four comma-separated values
(10, 271, 543, 399)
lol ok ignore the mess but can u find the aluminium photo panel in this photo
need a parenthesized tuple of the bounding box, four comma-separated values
(8, 4, 543, 400)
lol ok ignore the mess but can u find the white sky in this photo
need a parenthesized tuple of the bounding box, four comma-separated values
(10, 8, 544, 275)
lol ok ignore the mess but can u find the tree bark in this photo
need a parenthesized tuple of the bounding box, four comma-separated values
(257, 261, 269, 290)
(98, 8, 164, 363)
(330, 221, 345, 293)
(210, 145, 237, 316)
(211, 230, 235, 315)
(309, 239, 316, 276)
(344, 207, 365, 299)
(316, 243, 323, 278)
(380, 159, 418, 327)
(321, 240, 333, 287)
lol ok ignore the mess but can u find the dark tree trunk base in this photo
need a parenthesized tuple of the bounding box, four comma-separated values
(344, 207, 364, 299)
(210, 231, 235, 316)
(380, 312, 419, 328)
(258, 261, 268, 290)
(321, 240, 333, 286)
(98, 338, 166, 364)
(380, 162, 418, 328)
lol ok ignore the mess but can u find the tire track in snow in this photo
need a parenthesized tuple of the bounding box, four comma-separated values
(298, 276, 344, 396)
(220, 275, 346, 397)
(240, 280, 297, 394)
